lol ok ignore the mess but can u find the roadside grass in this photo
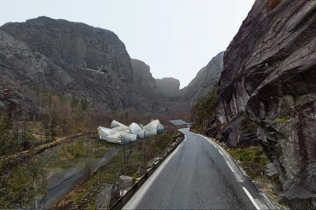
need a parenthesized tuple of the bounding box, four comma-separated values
(224, 145, 288, 209)
(42, 136, 116, 174)
(227, 146, 269, 179)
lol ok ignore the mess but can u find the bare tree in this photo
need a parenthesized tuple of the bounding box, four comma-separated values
(80, 157, 97, 178)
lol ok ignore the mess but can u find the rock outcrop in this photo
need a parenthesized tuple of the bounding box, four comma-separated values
(0, 16, 157, 113)
(180, 51, 224, 105)
(212, 0, 316, 208)
(0, 76, 40, 119)
(131, 59, 163, 104)
(156, 77, 180, 98)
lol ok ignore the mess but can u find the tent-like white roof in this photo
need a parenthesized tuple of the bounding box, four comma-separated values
(129, 122, 142, 135)
(143, 119, 160, 130)
(111, 120, 128, 129)
(99, 119, 164, 144)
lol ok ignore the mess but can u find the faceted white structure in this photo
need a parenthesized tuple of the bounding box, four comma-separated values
(157, 123, 164, 134)
(111, 120, 128, 129)
(98, 126, 116, 139)
(137, 130, 145, 139)
(113, 126, 129, 132)
(106, 132, 123, 143)
(145, 129, 158, 138)
(98, 119, 164, 144)
(143, 119, 159, 130)
(122, 133, 137, 143)
(129, 122, 142, 135)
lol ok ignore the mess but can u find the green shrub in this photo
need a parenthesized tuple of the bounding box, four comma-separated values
(276, 117, 288, 123)
(192, 88, 218, 130)
(228, 146, 269, 179)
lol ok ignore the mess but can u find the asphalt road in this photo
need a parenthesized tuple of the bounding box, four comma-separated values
(124, 128, 274, 209)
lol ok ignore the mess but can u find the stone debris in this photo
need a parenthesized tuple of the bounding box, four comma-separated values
(119, 175, 133, 191)
(137, 165, 146, 177)
(95, 184, 113, 210)
(265, 163, 279, 177)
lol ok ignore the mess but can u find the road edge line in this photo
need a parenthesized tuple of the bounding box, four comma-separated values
(110, 131, 186, 210)
(243, 187, 261, 210)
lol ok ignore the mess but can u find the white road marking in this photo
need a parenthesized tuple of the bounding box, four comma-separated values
(242, 187, 260, 210)
(197, 133, 273, 209)
(179, 137, 187, 147)
(123, 142, 181, 209)
(199, 134, 244, 182)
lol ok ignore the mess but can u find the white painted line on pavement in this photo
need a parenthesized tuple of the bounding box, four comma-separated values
(200, 135, 244, 183)
(179, 137, 187, 147)
(217, 149, 239, 179)
(242, 187, 260, 210)
(123, 141, 182, 209)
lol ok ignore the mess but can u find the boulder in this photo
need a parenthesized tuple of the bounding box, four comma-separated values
(95, 184, 113, 210)
(219, 116, 245, 147)
(119, 175, 133, 191)
(137, 165, 146, 177)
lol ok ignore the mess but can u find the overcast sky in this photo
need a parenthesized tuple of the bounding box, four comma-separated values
(1, 0, 255, 88)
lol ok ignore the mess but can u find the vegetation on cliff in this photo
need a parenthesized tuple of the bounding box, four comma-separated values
(191, 88, 218, 133)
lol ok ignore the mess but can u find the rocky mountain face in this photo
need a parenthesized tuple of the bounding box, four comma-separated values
(156, 77, 180, 98)
(131, 59, 157, 96)
(180, 51, 224, 105)
(0, 16, 157, 114)
(0, 76, 40, 119)
(209, 0, 316, 208)
(131, 59, 165, 106)
(155, 52, 224, 106)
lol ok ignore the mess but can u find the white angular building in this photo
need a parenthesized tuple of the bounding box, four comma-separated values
(97, 119, 164, 144)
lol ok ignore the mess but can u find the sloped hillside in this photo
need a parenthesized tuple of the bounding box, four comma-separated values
(0, 16, 159, 113)
(180, 51, 224, 106)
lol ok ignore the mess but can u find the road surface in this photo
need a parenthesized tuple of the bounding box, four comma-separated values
(124, 128, 274, 209)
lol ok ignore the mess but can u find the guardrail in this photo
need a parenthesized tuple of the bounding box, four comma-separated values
(110, 137, 184, 209)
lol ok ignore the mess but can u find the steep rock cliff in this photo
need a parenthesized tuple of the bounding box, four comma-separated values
(0, 16, 146, 112)
(131, 59, 156, 94)
(180, 51, 224, 105)
(0, 76, 40, 119)
(131, 59, 165, 106)
(214, 0, 316, 208)
(156, 77, 180, 98)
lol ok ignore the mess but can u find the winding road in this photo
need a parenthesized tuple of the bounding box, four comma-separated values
(124, 128, 274, 209)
